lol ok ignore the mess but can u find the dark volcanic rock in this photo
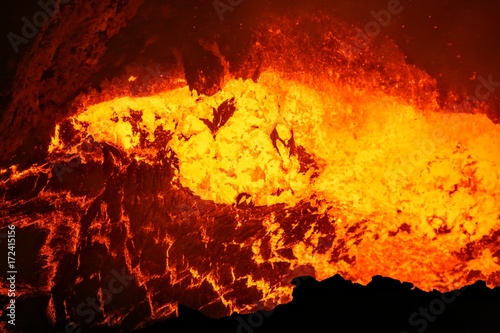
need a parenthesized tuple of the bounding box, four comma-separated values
(133, 275, 500, 333)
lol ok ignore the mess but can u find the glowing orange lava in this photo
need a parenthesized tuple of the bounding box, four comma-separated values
(2, 16, 500, 324)
(60, 68, 500, 293)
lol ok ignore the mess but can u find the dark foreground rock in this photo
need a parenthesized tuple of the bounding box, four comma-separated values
(133, 274, 500, 333)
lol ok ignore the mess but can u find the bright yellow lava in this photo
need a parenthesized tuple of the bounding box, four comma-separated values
(69, 69, 500, 290)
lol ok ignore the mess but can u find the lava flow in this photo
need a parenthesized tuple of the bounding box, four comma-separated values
(1, 15, 500, 331)
(67, 68, 500, 292)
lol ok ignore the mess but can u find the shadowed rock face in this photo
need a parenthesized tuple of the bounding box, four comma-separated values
(0, 0, 221, 168)
(0, 0, 144, 168)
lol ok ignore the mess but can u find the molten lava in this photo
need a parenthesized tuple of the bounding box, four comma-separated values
(64, 68, 500, 293)
(1, 15, 500, 329)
